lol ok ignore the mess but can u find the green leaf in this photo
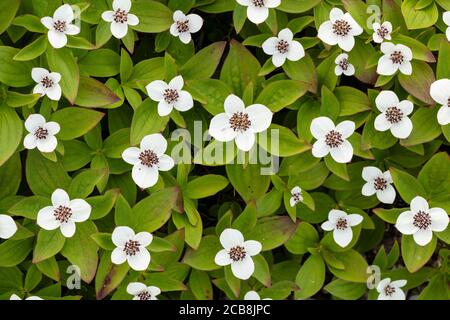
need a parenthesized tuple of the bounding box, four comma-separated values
(75, 77, 121, 108)
(255, 80, 309, 112)
(0, 237, 34, 267)
(131, 0, 173, 33)
(8, 195, 50, 219)
(88, 189, 119, 220)
(295, 254, 325, 299)
(401, 0, 438, 29)
(398, 61, 435, 105)
(33, 229, 66, 263)
(0, 105, 22, 167)
(79, 49, 120, 77)
(278, 0, 321, 13)
(186, 79, 232, 115)
(0, 0, 20, 34)
(13, 14, 47, 33)
(324, 279, 366, 300)
(180, 42, 226, 80)
(334, 86, 371, 116)
(246, 216, 297, 251)
(285, 222, 319, 254)
(226, 164, 271, 203)
(51, 107, 104, 140)
(91, 233, 115, 250)
(189, 270, 213, 300)
(232, 202, 257, 234)
(326, 249, 369, 283)
(68, 168, 108, 199)
(127, 57, 165, 89)
(0, 153, 21, 199)
(0, 47, 34, 87)
(95, 251, 129, 300)
(13, 35, 47, 61)
(390, 167, 427, 203)
(401, 234, 436, 272)
(130, 99, 169, 145)
(418, 152, 450, 199)
(183, 235, 222, 271)
(6, 91, 41, 108)
(184, 175, 229, 199)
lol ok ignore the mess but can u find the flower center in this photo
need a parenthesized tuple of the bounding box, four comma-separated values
(252, 0, 265, 7)
(413, 211, 432, 230)
(325, 130, 344, 148)
(447, 97, 450, 108)
(384, 285, 396, 296)
(228, 246, 246, 262)
(53, 205, 72, 223)
(41, 76, 54, 88)
(53, 20, 67, 33)
(373, 177, 388, 191)
(376, 26, 389, 39)
(137, 291, 151, 300)
(333, 20, 352, 36)
(276, 40, 290, 54)
(390, 51, 404, 64)
(163, 88, 179, 104)
(229, 112, 251, 132)
(113, 8, 128, 23)
(176, 20, 190, 33)
(139, 150, 159, 167)
(292, 192, 302, 203)
(34, 127, 49, 140)
(335, 217, 348, 230)
(123, 240, 140, 256)
(385, 106, 404, 124)
(338, 58, 349, 71)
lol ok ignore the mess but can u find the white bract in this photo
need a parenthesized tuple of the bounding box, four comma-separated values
(122, 134, 174, 189)
(334, 53, 355, 76)
(372, 21, 392, 43)
(10, 294, 43, 300)
(146, 75, 193, 116)
(41, 4, 80, 48)
(321, 210, 363, 248)
(395, 196, 449, 246)
(169, 10, 203, 44)
(376, 278, 407, 300)
(32, 68, 62, 101)
(317, 8, 363, 52)
(444, 12, 450, 41)
(377, 42, 412, 75)
(101, 0, 139, 39)
(361, 167, 396, 204)
(429, 79, 450, 125)
(111, 226, 153, 271)
(236, 0, 281, 24)
(215, 228, 262, 280)
(374, 91, 413, 139)
(127, 282, 161, 300)
(244, 291, 272, 300)
(0, 214, 17, 239)
(209, 94, 272, 152)
(24, 114, 60, 153)
(37, 189, 91, 238)
(289, 186, 303, 207)
(262, 28, 305, 67)
(310, 116, 355, 163)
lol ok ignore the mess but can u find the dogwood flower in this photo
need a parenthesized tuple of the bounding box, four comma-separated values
(41, 4, 80, 48)
(372, 21, 392, 43)
(122, 134, 174, 189)
(146, 76, 193, 116)
(334, 53, 355, 76)
(169, 10, 203, 44)
(361, 167, 395, 204)
(10, 294, 43, 300)
(32, 67, 62, 101)
(429, 79, 450, 125)
(209, 94, 272, 152)
(127, 282, 161, 300)
(37, 189, 91, 238)
(23, 114, 60, 153)
(101, 0, 139, 39)
(317, 8, 363, 52)
(244, 291, 272, 300)
(377, 42, 412, 75)
(262, 28, 305, 67)
(289, 186, 303, 207)
(0, 214, 17, 239)
(236, 0, 281, 24)
(377, 278, 407, 300)
(395, 196, 449, 246)
(321, 210, 363, 248)
(215, 228, 262, 280)
(444, 12, 450, 41)
(111, 226, 153, 271)
(374, 91, 413, 139)
(310, 116, 355, 163)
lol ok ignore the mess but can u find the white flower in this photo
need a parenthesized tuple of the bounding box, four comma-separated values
(41, 4, 80, 48)
(262, 28, 305, 67)
(321, 210, 363, 248)
(289, 186, 303, 207)
(10, 294, 43, 300)
(244, 291, 272, 300)
(122, 134, 175, 189)
(37, 189, 91, 238)
(372, 21, 392, 43)
(376, 278, 407, 300)
(374, 91, 413, 139)
(429, 79, 450, 126)
(101, 0, 139, 39)
(377, 42, 412, 75)
(111, 226, 153, 271)
(208, 94, 272, 152)
(236, 0, 281, 24)
(214, 228, 262, 280)
(395, 196, 449, 246)
(169, 10, 203, 44)
(145, 75, 193, 116)
(31, 68, 62, 101)
(23, 114, 60, 153)
(127, 282, 161, 300)
(444, 12, 450, 41)
(361, 167, 395, 204)
(334, 53, 355, 76)
(0, 214, 17, 239)
(317, 8, 363, 52)
(310, 116, 355, 163)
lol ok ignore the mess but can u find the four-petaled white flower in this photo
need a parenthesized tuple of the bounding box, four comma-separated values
(372, 21, 392, 43)
(444, 12, 450, 41)
(41, 4, 80, 48)
(37, 189, 91, 238)
(127, 282, 161, 300)
(111, 226, 153, 271)
(244, 291, 272, 300)
(101, 0, 139, 39)
(361, 167, 395, 204)
(321, 210, 363, 248)
(429, 79, 450, 126)
(289, 186, 303, 207)
(169, 10, 203, 44)
(395, 196, 449, 246)
(374, 90, 413, 139)
(310, 116, 355, 163)
(215, 228, 262, 280)
(10, 294, 43, 300)
(377, 278, 407, 300)
(24, 114, 60, 153)
(31, 67, 62, 101)
(262, 28, 305, 67)
(209, 94, 272, 152)
(377, 42, 412, 75)
(334, 53, 355, 76)
(0, 214, 17, 240)
(146, 75, 193, 116)
(236, 0, 281, 24)
(122, 134, 175, 189)
(317, 8, 363, 52)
